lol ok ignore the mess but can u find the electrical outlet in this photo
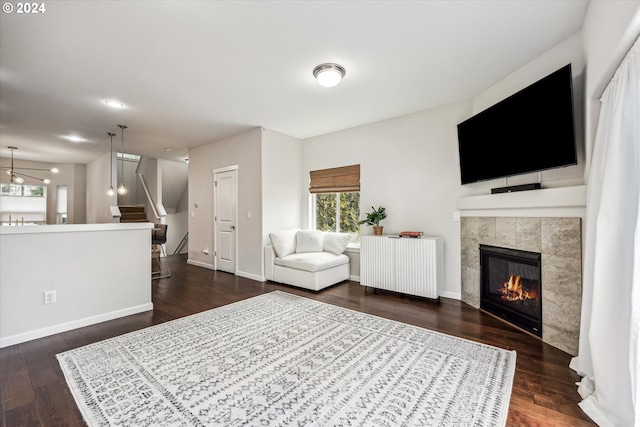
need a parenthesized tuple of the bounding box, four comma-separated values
(44, 290, 56, 304)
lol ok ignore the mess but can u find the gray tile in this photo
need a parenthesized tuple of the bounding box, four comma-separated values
(461, 239, 479, 269)
(542, 254, 582, 299)
(461, 217, 478, 243)
(496, 217, 516, 248)
(542, 289, 581, 336)
(461, 265, 480, 308)
(541, 217, 582, 258)
(543, 324, 579, 356)
(478, 218, 496, 246)
(516, 217, 541, 253)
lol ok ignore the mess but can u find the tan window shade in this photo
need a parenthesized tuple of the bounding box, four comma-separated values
(309, 164, 360, 194)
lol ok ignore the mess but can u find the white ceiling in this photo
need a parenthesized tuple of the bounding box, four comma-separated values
(0, 0, 589, 165)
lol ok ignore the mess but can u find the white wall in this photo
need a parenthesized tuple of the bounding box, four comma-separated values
(160, 159, 188, 214)
(302, 101, 470, 299)
(117, 158, 139, 206)
(0, 223, 153, 347)
(188, 127, 263, 280)
(261, 127, 302, 239)
(70, 163, 87, 224)
(261, 128, 303, 281)
(86, 151, 118, 223)
(165, 210, 188, 255)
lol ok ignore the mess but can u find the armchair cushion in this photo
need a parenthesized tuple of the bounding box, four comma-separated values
(269, 229, 298, 258)
(295, 230, 324, 253)
(323, 232, 352, 255)
(275, 252, 349, 273)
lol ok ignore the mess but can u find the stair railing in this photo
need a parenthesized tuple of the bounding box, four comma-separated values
(137, 172, 162, 220)
(173, 231, 188, 255)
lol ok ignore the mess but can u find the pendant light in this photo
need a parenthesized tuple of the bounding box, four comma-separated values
(107, 133, 116, 196)
(117, 125, 128, 195)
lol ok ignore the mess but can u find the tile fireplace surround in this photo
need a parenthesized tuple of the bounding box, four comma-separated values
(461, 217, 582, 355)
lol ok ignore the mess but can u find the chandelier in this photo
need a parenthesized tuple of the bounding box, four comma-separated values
(1, 146, 59, 185)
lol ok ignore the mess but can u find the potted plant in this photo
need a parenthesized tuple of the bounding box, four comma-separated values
(358, 206, 387, 235)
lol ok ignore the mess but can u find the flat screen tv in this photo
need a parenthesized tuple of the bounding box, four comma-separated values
(457, 64, 577, 185)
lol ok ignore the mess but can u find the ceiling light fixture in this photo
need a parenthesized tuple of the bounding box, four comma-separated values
(64, 135, 87, 143)
(313, 63, 346, 88)
(107, 132, 116, 196)
(104, 100, 125, 108)
(0, 146, 58, 185)
(117, 125, 128, 195)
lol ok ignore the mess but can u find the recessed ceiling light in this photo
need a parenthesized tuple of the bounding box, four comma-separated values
(104, 100, 125, 108)
(63, 135, 87, 143)
(165, 148, 173, 152)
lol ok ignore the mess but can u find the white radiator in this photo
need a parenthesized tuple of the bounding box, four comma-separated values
(361, 236, 444, 299)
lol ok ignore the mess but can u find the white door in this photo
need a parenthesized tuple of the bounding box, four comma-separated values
(214, 168, 237, 273)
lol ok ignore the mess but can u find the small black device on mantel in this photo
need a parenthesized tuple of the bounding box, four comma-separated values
(456, 64, 577, 187)
(491, 182, 541, 194)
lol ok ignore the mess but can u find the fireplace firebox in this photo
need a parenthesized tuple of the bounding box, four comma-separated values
(480, 244, 542, 337)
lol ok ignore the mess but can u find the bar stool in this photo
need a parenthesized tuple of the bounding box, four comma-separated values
(152, 223, 170, 279)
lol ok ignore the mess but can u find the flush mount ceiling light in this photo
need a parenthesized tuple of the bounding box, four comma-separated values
(0, 146, 58, 185)
(104, 100, 125, 108)
(313, 63, 346, 88)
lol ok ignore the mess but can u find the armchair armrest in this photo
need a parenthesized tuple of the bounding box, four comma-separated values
(264, 244, 276, 281)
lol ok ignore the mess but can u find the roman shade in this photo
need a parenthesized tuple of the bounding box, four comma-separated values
(309, 164, 360, 194)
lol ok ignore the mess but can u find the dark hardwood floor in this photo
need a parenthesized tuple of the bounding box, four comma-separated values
(0, 254, 596, 426)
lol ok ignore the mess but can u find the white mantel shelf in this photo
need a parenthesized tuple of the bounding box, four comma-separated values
(456, 185, 587, 211)
(0, 222, 153, 235)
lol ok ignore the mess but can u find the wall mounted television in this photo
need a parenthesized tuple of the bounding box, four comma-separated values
(457, 64, 577, 185)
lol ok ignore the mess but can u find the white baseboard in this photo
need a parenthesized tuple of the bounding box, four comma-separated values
(0, 303, 154, 348)
(440, 291, 461, 300)
(237, 271, 265, 282)
(349, 275, 360, 282)
(187, 259, 215, 270)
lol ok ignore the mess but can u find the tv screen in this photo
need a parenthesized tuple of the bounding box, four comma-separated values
(457, 64, 577, 185)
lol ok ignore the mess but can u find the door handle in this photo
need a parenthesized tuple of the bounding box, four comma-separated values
(230, 226, 236, 230)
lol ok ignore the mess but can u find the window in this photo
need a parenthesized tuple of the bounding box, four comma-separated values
(1, 183, 46, 197)
(314, 192, 360, 241)
(309, 165, 360, 242)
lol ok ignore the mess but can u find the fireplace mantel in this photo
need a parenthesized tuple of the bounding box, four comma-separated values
(456, 185, 586, 213)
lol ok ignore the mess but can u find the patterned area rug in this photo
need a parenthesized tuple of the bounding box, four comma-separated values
(57, 291, 516, 426)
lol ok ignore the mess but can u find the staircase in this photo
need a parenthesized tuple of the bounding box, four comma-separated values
(119, 205, 148, 223)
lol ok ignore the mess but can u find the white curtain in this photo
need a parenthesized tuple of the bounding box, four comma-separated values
(572, 36, 640, 426)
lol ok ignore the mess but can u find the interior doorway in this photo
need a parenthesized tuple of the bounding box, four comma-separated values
(213, 166, 238, 274)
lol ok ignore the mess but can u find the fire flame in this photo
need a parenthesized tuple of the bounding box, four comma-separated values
(499, 275, 538, 302)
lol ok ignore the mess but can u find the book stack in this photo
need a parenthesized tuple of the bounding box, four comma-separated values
(399, 231, 424, 238)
